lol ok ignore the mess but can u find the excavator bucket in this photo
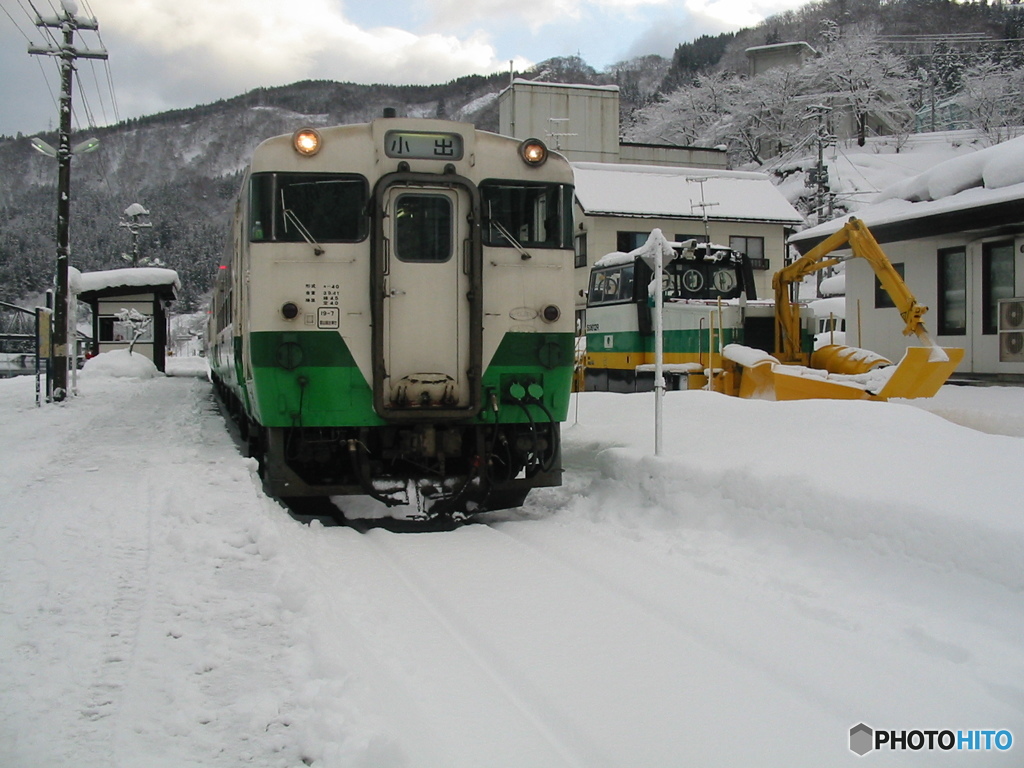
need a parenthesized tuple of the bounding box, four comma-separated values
(876, 345, 965, 400)
(731, 344, 964, 401)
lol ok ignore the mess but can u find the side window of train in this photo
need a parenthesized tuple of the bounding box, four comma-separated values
(249, 172, 369, 243)
(480, 180, 573, 249)
(393, 194, 453, 263)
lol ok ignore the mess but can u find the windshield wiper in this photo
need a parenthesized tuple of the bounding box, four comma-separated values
(279, 189, 325, 256)
(491, 220, 531, 261)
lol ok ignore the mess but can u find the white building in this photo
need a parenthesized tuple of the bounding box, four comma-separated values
(789, 136, 1024, 379)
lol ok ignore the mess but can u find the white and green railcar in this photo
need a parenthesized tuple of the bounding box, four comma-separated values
(208, 117, 576, 517)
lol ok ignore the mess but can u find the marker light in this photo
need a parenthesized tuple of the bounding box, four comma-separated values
(519, 138, 548, 166)
(293, 128, 322, 156)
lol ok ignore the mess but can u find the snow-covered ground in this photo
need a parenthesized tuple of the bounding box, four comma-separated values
(1, 356, 1022, 767)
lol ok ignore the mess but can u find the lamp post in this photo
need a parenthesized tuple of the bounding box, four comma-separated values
(120, 203, 153, 266)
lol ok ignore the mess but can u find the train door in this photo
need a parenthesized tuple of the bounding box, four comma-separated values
(374, 182, 481, 416)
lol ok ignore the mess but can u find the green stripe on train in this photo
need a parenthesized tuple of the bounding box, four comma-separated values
(587, 327, 743, 355)
(481, 332, 575, 422)
(246, 330, 575, 427)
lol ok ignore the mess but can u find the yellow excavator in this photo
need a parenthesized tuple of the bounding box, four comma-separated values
(732, 217, 965, 400)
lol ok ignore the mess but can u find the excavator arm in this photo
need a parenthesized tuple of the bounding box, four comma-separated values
(773, 217, 933, 363)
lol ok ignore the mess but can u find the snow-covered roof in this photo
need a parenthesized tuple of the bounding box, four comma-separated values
(70, 267, 181, 296)
(819, 272, 846, 297)
(790, 135, 1024, 250)
(507, 78, 619, 93)
(809, 296, 846, 319)
(572, 162, 804, 225)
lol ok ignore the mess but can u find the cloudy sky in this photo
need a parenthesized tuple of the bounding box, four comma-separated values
(0, 0, 809, 138)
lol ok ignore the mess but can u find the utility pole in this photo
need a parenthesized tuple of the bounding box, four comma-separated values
(804, 105, 835, 225)
(28, 1, 107, 401)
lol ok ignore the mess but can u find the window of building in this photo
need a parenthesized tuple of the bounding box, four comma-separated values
(575, 234, 588, 268)
(983, 240, 1015, 335)
(937, 247, 967, 336)
(616, 231, 649, 252)
(729, 236, 768, 270)
(875, 262, 905, 309)
(98, 315, 153, 343)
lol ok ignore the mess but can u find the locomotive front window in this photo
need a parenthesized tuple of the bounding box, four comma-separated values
(394, 193, 452, 263)
(481, 181, 573, 250)
(249, 172, 368, 243)
(587, 264, 635, 306)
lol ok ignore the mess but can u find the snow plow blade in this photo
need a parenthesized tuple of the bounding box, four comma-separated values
(734, 345, 964, 401)
(875, 345, 965, 400)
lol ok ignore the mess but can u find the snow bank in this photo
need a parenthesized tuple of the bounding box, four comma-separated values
(81, 348, 160, 379)
(565, 390, 1024, 592)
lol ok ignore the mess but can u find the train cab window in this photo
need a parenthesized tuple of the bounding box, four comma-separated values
(588, 264, 635, 306)
(249, 172, 368, 243)
(394, 193, 452, 263)
(481, 181, 573, 249)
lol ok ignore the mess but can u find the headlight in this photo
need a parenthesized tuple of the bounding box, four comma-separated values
(519, 138, 547, 166)
(293, 128, 322, 157)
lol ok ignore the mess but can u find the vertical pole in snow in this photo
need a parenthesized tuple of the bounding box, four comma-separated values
(29, 5, 106, 402)
(654, 245, 664, 456)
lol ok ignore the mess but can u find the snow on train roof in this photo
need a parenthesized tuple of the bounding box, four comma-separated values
(791, 134, 1024, 244)
(70, 267, 181, 296)
(572, 162, 804, 224)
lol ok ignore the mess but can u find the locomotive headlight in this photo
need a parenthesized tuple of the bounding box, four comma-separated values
(293, 127, 322, 157)
(542, 304, 560, 323)
(519, 138, 548, 167)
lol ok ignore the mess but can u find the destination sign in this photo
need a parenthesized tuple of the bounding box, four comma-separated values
(384, 130, 464, 161)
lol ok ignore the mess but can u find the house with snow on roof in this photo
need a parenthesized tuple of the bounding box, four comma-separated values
(789, 135, 1024, 379)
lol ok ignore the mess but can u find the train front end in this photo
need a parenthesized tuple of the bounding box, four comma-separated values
(212, 118, 577, 518)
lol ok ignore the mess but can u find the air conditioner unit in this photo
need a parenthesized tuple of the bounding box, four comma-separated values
(998, 298, 1024, 363)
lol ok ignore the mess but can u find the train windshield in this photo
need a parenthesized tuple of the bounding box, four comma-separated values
(480, 181, 573, 250)
(588, 264, 636, 306)
(249, 172, 368, 243)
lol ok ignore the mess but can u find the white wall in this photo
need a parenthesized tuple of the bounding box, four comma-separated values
(844, 234, 1024, 375)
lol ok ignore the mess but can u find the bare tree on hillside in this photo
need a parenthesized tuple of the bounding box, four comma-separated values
(805, 34, 916, 146)
(956, 62, 1024, 144)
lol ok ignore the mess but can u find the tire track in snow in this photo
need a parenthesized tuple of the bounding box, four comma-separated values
(358, 522, 853, 768)
(357, 529, 607, 768)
